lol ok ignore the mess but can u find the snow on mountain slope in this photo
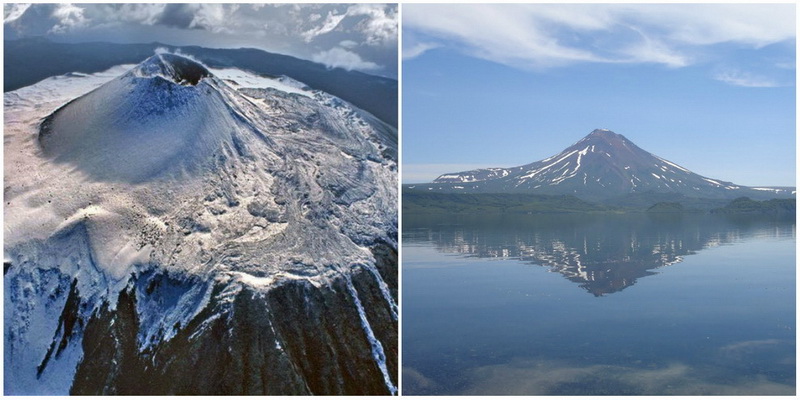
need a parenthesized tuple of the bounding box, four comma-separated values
(422, 129, 793, 201)
(5, 53, 397, 394)
(211, 67, 312, 97)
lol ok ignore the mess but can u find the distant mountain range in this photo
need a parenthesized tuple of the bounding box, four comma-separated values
(406, 129, 794, 202)
(4, 38, 397, 127)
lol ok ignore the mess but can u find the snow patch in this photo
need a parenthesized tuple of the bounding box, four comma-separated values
(702, 178, 723, 186)
(656, 156, 690, 173)
(211, 68, 312, 97)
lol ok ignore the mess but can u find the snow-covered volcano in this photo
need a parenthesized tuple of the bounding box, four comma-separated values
(39, 53, 261, 183)
(5, 53, 397, 394)
(414, 129, 793, 201)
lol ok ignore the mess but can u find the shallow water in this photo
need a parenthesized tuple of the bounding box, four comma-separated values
(402, 214, 795, 395)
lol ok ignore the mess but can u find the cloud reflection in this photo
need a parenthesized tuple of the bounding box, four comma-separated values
(404, 354, 795, 395)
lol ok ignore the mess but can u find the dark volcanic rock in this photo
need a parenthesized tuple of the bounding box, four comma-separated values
(69, 265, 397, 395)
(136, 53, 210, 86)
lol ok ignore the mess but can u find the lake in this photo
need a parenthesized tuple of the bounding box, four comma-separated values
(402, 213, 795, 395)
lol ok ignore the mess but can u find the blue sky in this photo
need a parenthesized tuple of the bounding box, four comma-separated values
(402, 4, 795, 186)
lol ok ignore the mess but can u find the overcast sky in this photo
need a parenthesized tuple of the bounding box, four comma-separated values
(4, 3, 398, 78)
(403, 4, 795, 186)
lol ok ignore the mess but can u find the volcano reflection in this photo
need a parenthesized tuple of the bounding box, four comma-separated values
(404, 214, 794, 296)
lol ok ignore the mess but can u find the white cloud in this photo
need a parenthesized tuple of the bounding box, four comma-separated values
(49, 3, 88, 34)
(301, 10, 346, 43)
(630, 4, 796, 48)
(347, 4, 397, 46)
(404, 4, 795, 70)
(714, 69, 782, 88)
(404, 4, 610, 69)
(618, 27, 689, 68)
(339, 39, 358, 49)
(189, 4, 236, 33)
(403, 42, 439, 60)
(312, 47, 381, 71)
(299, 5, 397, 46)
(4, 3, 398, 77)
(105, 4, 165, 25)
(4, 3, 31, 23)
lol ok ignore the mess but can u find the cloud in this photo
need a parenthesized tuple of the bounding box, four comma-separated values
(618, 27, 689, 67)
(154, 4, 195, 29)
(403, 4, 610, 69)
(339, 39, 358, 49)
(407, 357, 793, 395)
(714, 69, 782, 88)
(189, 4, 236, 32)
(141, 4, 239, 33)
(403, 4, 795, 70)
(347, 4, 397, 46)
(634, 4, 796, 47)
(299, 5, 397, 46)
(4, 3, 398, 77)
(312, 47, 381, 71)
(301, 10, 346, 42)
(4, 3, 31, 23)
(49, 3, 88, 34)
(111, 4, 165, 25)
(403, 42, 440, 60)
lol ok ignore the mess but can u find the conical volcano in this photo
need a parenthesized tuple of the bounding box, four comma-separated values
(37, 53, 264, 183)
(419, 129, 793, 201)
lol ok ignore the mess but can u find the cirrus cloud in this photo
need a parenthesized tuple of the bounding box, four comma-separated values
(403, 4, 795, 70)
(714, 69, 782, 88)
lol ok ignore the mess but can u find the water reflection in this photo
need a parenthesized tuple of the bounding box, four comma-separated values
(404, 351, 795, 395)
(404, 214, 795, 296)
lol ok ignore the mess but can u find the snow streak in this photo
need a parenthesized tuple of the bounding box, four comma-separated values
(344, 274, 397, 395)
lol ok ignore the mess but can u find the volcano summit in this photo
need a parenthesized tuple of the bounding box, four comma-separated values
(5, 53, 397, 395)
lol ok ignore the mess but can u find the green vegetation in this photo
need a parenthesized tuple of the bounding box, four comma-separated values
(404, 188, 796, 217)
(600, 191, 729, 212)
(711, 197, 796, 215)
(646, 202, 685, 213)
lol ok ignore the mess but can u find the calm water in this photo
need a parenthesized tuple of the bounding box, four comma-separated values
(402, 214, 795, 395)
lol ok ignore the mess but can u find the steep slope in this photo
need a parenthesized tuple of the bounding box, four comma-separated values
(411, 129, 794, 201)
(4, 53, 397, 394)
